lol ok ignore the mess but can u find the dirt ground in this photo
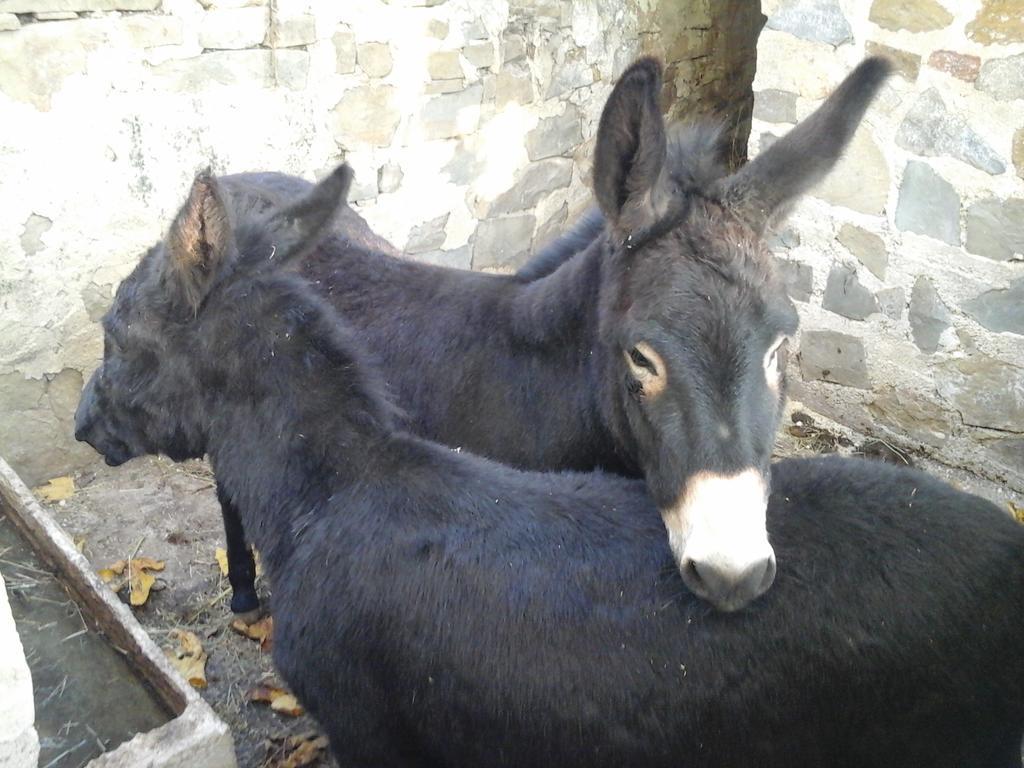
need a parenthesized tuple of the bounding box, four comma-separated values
(43, 457, 335, 768)
(31, 400, 1024, 767)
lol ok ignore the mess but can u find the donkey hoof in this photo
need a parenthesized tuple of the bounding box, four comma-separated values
(230, 590, 261, 621)
(233, 607, 263, 624)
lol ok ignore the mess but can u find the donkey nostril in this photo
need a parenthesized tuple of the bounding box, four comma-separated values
(680, 554, 775, 611)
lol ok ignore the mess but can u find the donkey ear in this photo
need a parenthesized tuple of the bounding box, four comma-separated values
(268, 164, 353, 265)
(712, 57, 892, 233)
(165, 171, 235, 314)
(592, 57, 667, 238)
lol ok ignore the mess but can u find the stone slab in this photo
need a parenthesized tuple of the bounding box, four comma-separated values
(822, 264, 878, 320)
(963, 278, 1024, 336)
(967, 0, 1024, 44)
(895, 161, 960, 246)
(0, 569, 39, 768)
(895, 88, 1005, 175)
(909, 276, 952, 353)
(869, 0, 952, 32)
(976, 54, 1024, 103)
(836, 223, 887, 279)
(0, 0, 156, 10)
(472, 214, 535, 270)
(766, 0, 852, 46)
(798, 330, 870, 389)
(965, 198, 1024, 262)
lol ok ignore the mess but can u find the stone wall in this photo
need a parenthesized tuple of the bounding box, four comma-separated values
(0, 0, 763, 484)
(753, 0, 1024, 492)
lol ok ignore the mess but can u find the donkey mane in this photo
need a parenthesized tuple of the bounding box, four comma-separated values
(663, 122, 729, 195)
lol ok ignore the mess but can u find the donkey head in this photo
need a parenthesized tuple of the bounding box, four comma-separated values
(74, 167, 352, 466)
(594, 57, 890, 611)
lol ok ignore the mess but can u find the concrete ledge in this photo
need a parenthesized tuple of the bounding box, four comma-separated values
(0, 457, 236, 768)
(0, 569, 40, 768)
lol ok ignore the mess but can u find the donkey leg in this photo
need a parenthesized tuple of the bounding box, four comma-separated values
(216, 480, 261, 621)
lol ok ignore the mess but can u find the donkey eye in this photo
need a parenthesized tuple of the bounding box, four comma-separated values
(629, 347, 656, 373)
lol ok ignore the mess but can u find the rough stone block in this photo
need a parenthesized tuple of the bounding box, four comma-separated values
(526, 104, 582, 160)
(0, 0, 156, 10)
(544, 46, 593, 99)
(269, 14, 316, 48)
(976, 54, 1024, 102)
(754, 30, 849, 99)
(415, 246, 472, 270)
(535, 202, 568, 247)
(428, 51, 462, 80)
(118, 15, 184, 48)
(333, 27, 355, 74)
(1015, 129, 1024, 181)
(501, 33, 526, 64)
(357, 42, 393, 78)
(963, 278, 1024, 336)
(21, 214, 52, 256)
(494, 67, 532, 106)
(753, 89, 797, 123)
(926, 50, 981, 82)
(147, 49, 308, 92)
(463, 42, 493, 69)
(908, 276, 951, 353)
(472, 214, 536, 270)
(811, 128, 889, 215)
(489, 158, 573, 215)
(965, 198, 1024, 262)
(895, 161, 960, 246)
(377, 162, 403, 194)
(199, 7, 267, 50)
(406, 213, 449, 254)
(329, 84, 400, 147)
(868, 0, 952, 32)
(419, 84, 483, 141)
(836, 223, 887, 280)
(936, 353, 1024, 432)
(766, 0, 852, 46)
(895, 88, 1005, 175)
(426, 19, 448, 39)
(772, 256, 813, 303)
(967, 0, 1024, 44)
(0, 18, 105, 109)
(425, 79, 464, 94)
(875, 286, 905, 320)
(822, 264, 879, 320)
(35, 9, 75, 18)
(767, 226, 801, 251)
(865, 41, 919, 81)
(198, 0, 264, 6)
(867, 386, 948, 446)
(0, 11, 17, 28)
(798, 330, 870, 389)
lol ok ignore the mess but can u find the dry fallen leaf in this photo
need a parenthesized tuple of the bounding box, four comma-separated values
(270, 734, 330, 768)
(33, 475, 75, 502)
(215, 547, 230, 576)
(249, 683, 304, 717)
(129, 570, 156, 606)
(97, 557, 165, 606)
(165, 629, 208, 689)
(1009, 502, 1024, 525)
(231, 615, 274, 651)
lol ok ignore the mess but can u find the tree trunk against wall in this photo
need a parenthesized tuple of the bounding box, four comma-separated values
(643, 0, 765, 170)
